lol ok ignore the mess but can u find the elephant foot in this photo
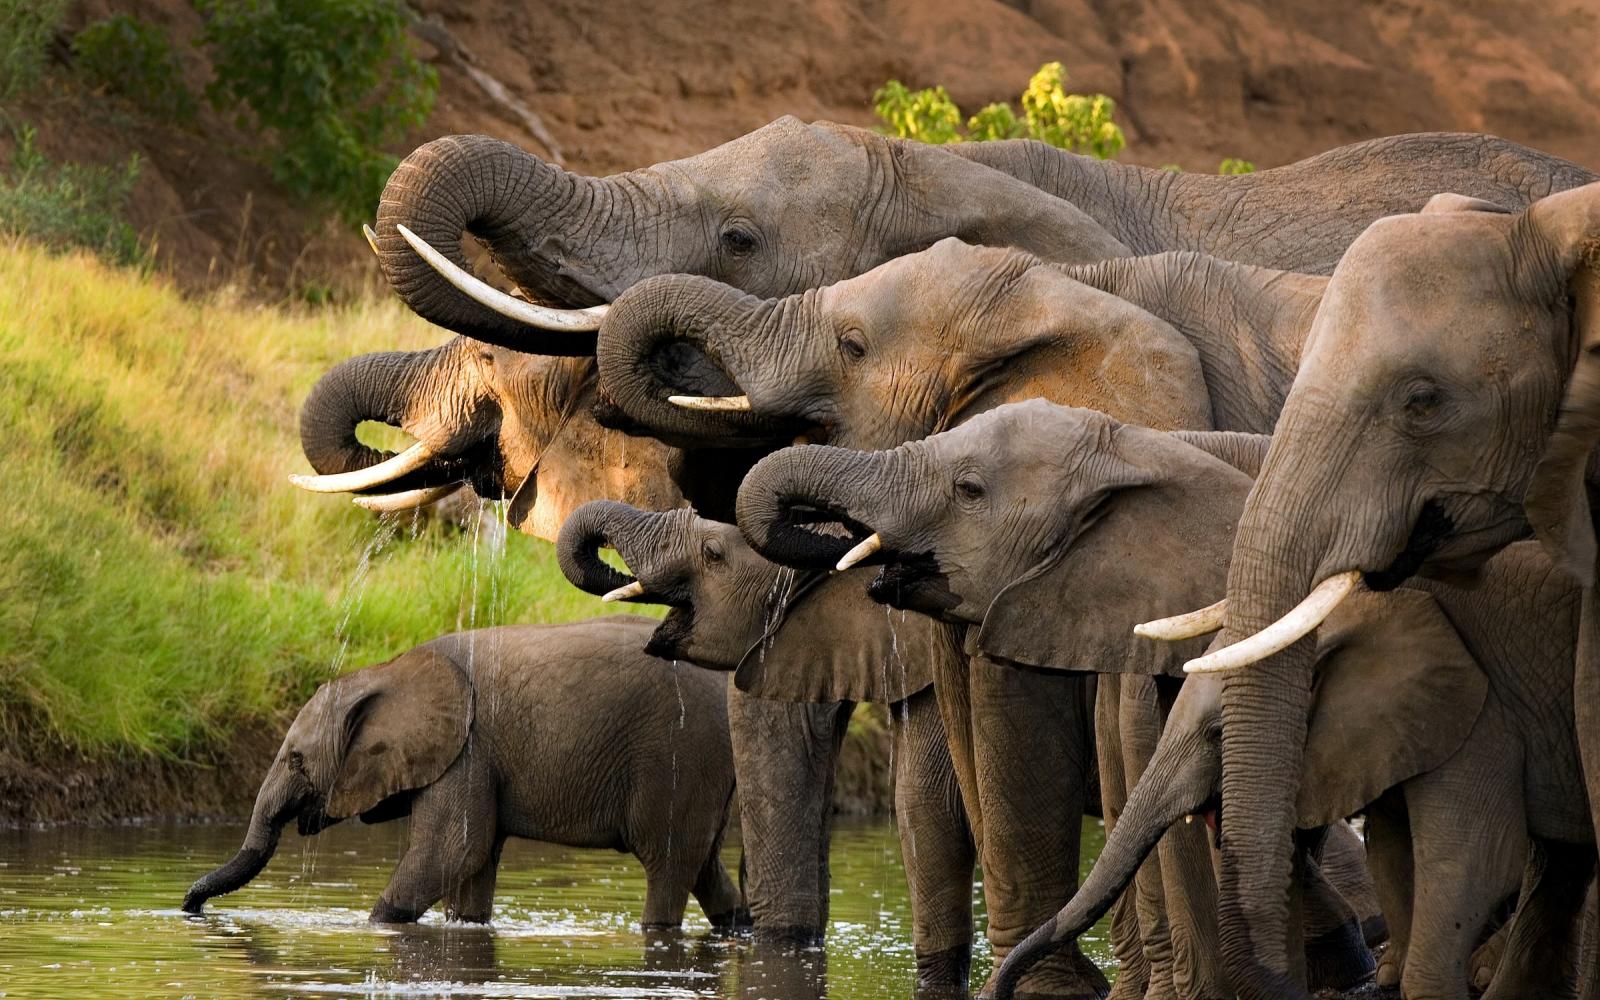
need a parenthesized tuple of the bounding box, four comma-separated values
(980, 942, 1110, 1000)
(1304, 917, 1376, 992)
(706, 905, 753, 933)
(916, 943, 973, 994)
(369, 897, 423, 924)
(1373, 941, 1404, 990)
(752, 924, 826, 952)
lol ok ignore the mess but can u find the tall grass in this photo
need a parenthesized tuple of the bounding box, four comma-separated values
(0, 241, 621, 756)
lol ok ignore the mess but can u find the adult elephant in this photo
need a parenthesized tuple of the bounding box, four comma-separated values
(1124, 183, 1600, 1000)
(373, 119, 1592, 353)
(732, 401, 1592, 999)
(290, 346, 858, 952)
(556, 500, 988, 993)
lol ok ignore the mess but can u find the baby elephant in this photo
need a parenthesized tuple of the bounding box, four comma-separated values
(182, 616, 746, 929)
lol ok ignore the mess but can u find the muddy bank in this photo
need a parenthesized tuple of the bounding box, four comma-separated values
(0, 704, 896, 828)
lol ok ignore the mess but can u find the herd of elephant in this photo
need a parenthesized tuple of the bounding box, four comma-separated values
(179, 115, 1600, 1000)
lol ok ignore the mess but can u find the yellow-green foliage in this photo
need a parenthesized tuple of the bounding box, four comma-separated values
(874, 62, 1125, 159)
(0, 242, 622, 755)
(1218, 158, 1256, 175)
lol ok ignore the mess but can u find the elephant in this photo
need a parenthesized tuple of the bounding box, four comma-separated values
(182, 616, 746, 930)
(290, 341, 881, 951)
(556, 498, 1118, 997)
(1129, 181, 1600, 1000)
(733, 400, 1591, 999)
(371, 118, 1592, 353)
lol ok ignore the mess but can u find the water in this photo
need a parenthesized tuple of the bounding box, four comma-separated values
(0, 819, 1113, 998)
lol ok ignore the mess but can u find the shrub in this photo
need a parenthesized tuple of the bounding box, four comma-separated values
(0, 125, 144, 266)
(0, 0, 67, 100)
(71, 14, 194, 121)
(873, 62, 1125, 159)
(195, 0, 438, 224)
(1218, 157, 1256, 175)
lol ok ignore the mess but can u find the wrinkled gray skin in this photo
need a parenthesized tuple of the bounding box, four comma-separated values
(183, 617, 744, 930)
(374, 119, 1592, 354)
(297, 347, 864, 953)
(1193, 183, 1600, 1000)
(738, 401, 1593, 1000)
(556, 500, 986, 991)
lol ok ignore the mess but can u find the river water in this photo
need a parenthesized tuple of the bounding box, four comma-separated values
(0, 818, 1111, 998)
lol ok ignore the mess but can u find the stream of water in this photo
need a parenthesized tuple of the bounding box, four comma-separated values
(0, 817, 1112, 998)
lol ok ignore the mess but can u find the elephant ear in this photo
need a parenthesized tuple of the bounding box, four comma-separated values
(734, 568, 958, 704)
(325, 648, 473, 819)
(976, 430, 1249, 676)
(1522, 183, 1600, 584)
(1420, 192, 1512, 215)
(1296, 589, 1487, 827)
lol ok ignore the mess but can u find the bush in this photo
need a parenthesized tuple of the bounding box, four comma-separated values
(0, 125, 144, 266)
(1218, 157, 1256, 175)
(0, 0, 67, 100)
(71, 14, 194, 121)
(874, 62, 1125, 158)
(195, 0, 437, 224)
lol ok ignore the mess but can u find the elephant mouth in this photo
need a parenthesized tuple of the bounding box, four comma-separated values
(866, 555, 963, 618)
(1360, 500, 1456, 591)
(645, 606, 697, 660)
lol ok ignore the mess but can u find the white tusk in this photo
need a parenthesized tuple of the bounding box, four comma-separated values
(601, 580, 646, 603)
(1134, 598, 1228, 641)
(1183, 570, 1363, 675)
(1184, 815, 1195, 825)
(667, 394, 751, 412)
(289, 442, 436, 494)
(352, 484, 462, 512)
(395, 224, 609, 331)
(835, 533, 883, 572)
(362, 223, 380, 256)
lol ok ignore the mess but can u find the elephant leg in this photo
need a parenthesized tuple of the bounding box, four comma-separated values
(1365, 794, 1415, 990)
(728, 683, 851, 947)
(1117, 675, 1177, 1000)
(1096, 675, 1150, 1000)
(444, 834, 506, 923)
(690, 815, 746, 930)
(1480, 840, 1595, 1000)
(371, 751, 497, 924)
(1318, 819, 1386, 948)
(1470, 919, 1511, 993)
(894, 686, 977, 992)
(969, 652, 1107, 1000)
(1579, 880, 1599, 1000)
(1399, 756, 1524, 1000)
(1295, 829, 1375, 993)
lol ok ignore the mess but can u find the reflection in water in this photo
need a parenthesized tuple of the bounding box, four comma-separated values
(0, 818, 1111, 998)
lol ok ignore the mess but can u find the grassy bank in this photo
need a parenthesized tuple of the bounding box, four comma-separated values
(0, 240, 620, 758)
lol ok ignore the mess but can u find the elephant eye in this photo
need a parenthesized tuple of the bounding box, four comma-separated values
(703, 539, 725, 563)
(955, 477, 986, 501)
(720, 225, 758, 257)
(287, 750, 305, 771)
(1398, 378, 1447, 431)
(838, 330, 868, 361)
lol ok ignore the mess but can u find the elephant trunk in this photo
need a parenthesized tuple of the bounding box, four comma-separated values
(182, 773, 303, 913)
(736, 445, 905, 570)
(299, 346, 441, 477)
(375, 135, 615, 354)
(994, 730, 1213, 1000)
(594, 274, 800, 448)
(556, 499, 693, 603)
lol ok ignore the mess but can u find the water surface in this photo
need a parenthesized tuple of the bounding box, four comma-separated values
(0, 818, 1111, 998)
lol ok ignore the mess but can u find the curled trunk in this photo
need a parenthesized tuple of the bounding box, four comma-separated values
(735, 445, 903, 570)
(182, 778, 301, 913)
(375, 135, 609, 354)
(556, 500, 693, 602)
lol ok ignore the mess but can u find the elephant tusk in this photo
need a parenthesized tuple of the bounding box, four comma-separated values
(601, 580, 646, 603)
(667, 394, 751, 412)
(1183, 571, 1362, 675)
(835, 533, 883, 572)
(1134, 598, 1228, 641)
(362, 223, 380, 256)
(289, 442, 436, 494)
(395, 224, 609, 332)
(351, 483, 462, 512)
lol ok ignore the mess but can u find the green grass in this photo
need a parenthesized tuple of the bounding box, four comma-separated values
(0, 241, 622, 756)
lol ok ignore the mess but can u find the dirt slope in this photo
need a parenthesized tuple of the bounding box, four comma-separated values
(17, 0, 1600, 295)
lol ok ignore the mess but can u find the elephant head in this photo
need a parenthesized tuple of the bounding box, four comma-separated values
(592, 238, 1211, 449)
(182, 649, 472, 913)
(733, 402, 1244, 667)
(555, 500, 961, 704)
(373, 119, 1130, 352)
(293, 338, 680, 540)
(1156, 181, 1600, 998)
